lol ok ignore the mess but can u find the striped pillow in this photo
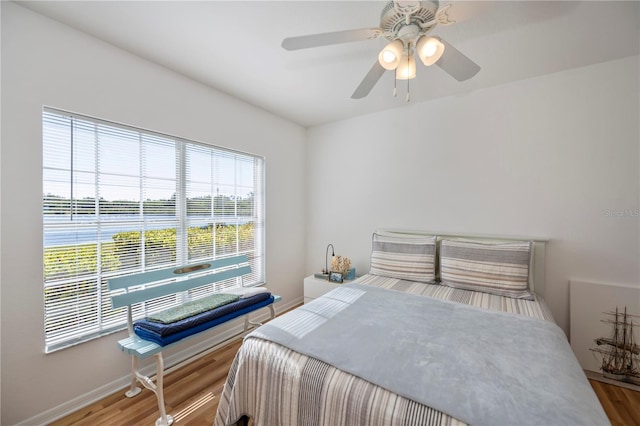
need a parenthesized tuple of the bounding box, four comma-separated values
(439, 239, 533, 299)
(370, 233, 436, 283)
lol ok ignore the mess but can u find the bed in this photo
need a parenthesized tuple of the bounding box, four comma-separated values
(214, 230, 609, 426)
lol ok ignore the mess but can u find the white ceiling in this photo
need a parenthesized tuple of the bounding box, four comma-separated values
(16, 1, 640, 127)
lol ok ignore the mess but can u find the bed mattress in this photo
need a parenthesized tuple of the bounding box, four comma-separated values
(214, 274, 602, 426)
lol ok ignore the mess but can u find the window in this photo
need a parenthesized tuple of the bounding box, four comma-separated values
(42, 108, 265, 352)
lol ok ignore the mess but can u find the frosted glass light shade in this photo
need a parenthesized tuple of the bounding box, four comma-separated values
(395, 54, 416, 80)
(378, 39, 404, 70)
(416, 36, 445, 66)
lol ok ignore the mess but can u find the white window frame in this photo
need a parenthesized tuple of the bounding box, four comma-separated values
(42, 108, 265, 353)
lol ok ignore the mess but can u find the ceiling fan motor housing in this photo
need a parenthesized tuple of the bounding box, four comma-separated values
(380, 0, 439, 42)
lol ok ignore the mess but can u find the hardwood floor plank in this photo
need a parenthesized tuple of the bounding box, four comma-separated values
(589, 379, 640, 426)
(49, 339, 239, 426)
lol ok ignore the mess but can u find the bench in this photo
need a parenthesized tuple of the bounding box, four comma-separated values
(108, 254, 280, 426)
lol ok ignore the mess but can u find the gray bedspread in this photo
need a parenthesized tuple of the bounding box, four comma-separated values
(248, 283, 609, 426)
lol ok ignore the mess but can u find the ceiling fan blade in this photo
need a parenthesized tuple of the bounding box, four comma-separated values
(282, 28, 381, 51)
(436, 39, 481, 81)
(351, 60, 387, 99)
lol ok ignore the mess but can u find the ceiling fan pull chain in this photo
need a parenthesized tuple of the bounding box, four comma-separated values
(394, 76, 397, 97)
(406, 54, 411, 102)
(406, 78, 410, 102)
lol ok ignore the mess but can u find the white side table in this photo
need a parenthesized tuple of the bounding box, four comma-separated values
(303, 275, 351, 304)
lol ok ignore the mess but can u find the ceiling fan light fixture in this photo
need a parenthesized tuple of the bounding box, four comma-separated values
(395, 54, 416, 80)
(378, 39, 404, 70)
(416, 36, 445, 66)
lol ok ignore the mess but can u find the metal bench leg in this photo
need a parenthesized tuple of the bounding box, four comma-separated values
(125, 352, 173, 425)
(125, 355, 142, 398)
(244, 304, 277, 333)
(269, 304, 276, 320)
(153, 353, 173, 426)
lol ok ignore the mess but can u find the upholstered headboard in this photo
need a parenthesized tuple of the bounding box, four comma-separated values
(375, 229, 549, 298)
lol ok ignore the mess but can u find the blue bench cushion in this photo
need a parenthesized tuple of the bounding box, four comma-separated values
(134, 293, 273, 346)
(146, 293, 239, 324)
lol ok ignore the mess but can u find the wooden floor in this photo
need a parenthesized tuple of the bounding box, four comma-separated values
(50, 339, 242, 426)
(590, 378, 640, 426)
(52, 339, 640, 426)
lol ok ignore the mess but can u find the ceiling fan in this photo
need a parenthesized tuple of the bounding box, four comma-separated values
(282, 1, 480, 101)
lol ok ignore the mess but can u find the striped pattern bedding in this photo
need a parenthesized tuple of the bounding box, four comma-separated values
(439, 239, 534, 299)
(356, 274, 553, 321)
(216, 337, 466, 426)
(369, 233, 437, 283)
(214, 274, 554, 426)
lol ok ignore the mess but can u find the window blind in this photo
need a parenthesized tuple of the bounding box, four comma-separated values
(42, 108, 265, 352)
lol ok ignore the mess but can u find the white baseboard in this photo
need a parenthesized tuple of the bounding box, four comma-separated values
(16, 296, 303, 426)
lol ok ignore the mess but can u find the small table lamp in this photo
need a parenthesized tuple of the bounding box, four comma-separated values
(325, 243, 335, 275)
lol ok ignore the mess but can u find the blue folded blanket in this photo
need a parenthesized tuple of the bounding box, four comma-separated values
(134, 292, 273, 346)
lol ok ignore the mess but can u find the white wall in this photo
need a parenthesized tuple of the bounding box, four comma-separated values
(1, 3, 306, 424)
(306, 55, 640, 336)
